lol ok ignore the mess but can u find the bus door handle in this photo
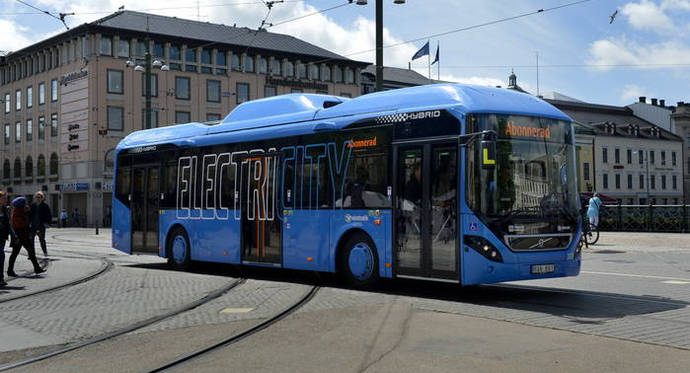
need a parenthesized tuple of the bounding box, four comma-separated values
(312, 121, 336, 132)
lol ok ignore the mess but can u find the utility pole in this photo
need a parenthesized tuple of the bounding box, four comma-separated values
(375, 0, 383, 92)
(144, 39, 152, 130)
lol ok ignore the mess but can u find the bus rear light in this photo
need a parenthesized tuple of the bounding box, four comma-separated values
(374, 219, 381, 225)
(307, 257, 313, 262)
(464, 235, 503, 263)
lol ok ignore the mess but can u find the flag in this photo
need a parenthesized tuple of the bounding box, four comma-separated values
(431, 43, 439, 65)
(411, 41, 429, 61)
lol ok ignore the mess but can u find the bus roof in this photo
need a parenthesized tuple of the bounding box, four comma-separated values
(117, 83, 571, 150)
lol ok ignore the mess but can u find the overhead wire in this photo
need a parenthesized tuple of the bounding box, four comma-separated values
(13, 0, 71, 29)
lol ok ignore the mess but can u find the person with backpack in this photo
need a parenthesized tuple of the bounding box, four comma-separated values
(0, 191, 12, 287)
(587, 192, 602, 228)
(7, 196, 45, 276)
(30, 191, 52, 256)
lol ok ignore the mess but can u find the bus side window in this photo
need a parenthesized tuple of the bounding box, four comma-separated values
(116, 160, 131, 205)
(344, 147, 389, 209)
(161, 160, 177, 209)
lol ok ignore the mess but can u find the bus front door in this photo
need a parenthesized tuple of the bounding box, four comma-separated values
(131, 165, 160, 253)
(395, 143, 458, 281)
(241, 154, 282, 265)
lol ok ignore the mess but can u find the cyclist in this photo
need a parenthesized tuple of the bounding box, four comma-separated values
(587, 192, 602, 228)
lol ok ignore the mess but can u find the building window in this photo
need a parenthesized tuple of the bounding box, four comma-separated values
(291, 88, 303, 93)
(107, 106, 124, 131)
(271, 60, 281, 76)
(334, 66, 343, 82)
(310, 64, 320, 80)
(661, 175, 667, 189)
(650, 150, 655, 164)
(672, 151, 676, 166)
(639, 149, 644, 164)
(206, 80, 221, 102)
(3, 93, 9, 113)
(614, 148, 620, 164)
(185, 64, 197, 73)
(231, 55, 241, 71)
(201, 49, 211, 64)
(340, 92, 352, 98)
(117, 39, 130, 57)
(627, 174, 632, 189)
(216, 51, 226, 66)
(243, 56, 254, 73)
(206, 113, 221, 121)
(39, 83, 45, 105)
(15, 90, 21, 111)
(175, 111, 191, 124)
(26, 119, 32, 141)
(15, 122, 20, 143)
(345, 69, 354, 84)
(285, 61, 294, 77)
(37, 154, 45, 177)
(185, 48, 197, 63)
(602, 148, 608, 163)
(603, 174, 608, 189)
(104, 149, 115, 174)
(201, 66, 212, 74)
(297, 63, 306, 79)
(322, 65, 331, 81)
(583, 162, 590, 181)
(107, 69, 124, 94)
(100, 36, 112, 56)
(236, 83, 249, 104)
(673, 175, 677, 189)
(258, 57, 267, 74)
(25, 156, 33, 178)
(264, 86, 276, 97)
(626, 149, 632, 164)
(26, 86, 33, 108)
(153, 42, 164, 58)
(14, 158, 21, 179)
(137, 41, 147, 56)
(3, 123, 8, 145)
(142, 109, 158, 129)
(215, 68, 227, 75)
(650, 175, 656, 189)
(170, 45, 181, 60)
(51, 113, 57, 137)
(175, 77, 190, 100)
(661, 151, 666, 165)
(51, 79, 58, 102)
(141, 74, 158, 97)
(639, 174, 644, 189)
(50, 153, 58, 175)
(38, 116, 45, 140)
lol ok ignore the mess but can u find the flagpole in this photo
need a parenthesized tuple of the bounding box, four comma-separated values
(437, 41, 440, 81)
(428, 40, 431, 83)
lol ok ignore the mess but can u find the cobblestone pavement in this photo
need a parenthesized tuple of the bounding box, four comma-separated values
(0, 229, 688, 372)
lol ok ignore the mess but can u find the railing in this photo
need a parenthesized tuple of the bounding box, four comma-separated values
(599, 204, 690, 232)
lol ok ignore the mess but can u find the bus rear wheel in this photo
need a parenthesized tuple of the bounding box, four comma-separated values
(338, 232, 379, 288)
(167, 227, 191, 270)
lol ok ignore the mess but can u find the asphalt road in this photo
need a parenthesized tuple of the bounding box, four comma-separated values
(1, 229, 689, 372)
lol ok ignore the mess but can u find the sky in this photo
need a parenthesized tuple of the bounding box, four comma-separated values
(1, 0, 689, 106)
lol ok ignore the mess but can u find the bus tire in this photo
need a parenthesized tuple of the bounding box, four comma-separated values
(167, 227, 191, 270)
(338, 232, 379, 288)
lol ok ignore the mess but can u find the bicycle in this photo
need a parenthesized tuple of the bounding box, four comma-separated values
(580, 219, 599, 247)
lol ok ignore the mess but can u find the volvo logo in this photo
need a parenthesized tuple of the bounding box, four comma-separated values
(530, 237, 553, 249)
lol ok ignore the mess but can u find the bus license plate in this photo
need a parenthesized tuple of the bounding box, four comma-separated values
(531, 264, 555, 274)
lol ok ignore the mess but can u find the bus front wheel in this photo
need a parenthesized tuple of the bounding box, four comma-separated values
(167, 227, 191, 270)
(338, 232, 379, 288)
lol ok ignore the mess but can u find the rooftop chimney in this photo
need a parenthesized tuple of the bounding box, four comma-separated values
(651, 98, 658, 106)
(678, 101, 685, 107)
(660, 99, 665, 107)
(639, 96, 646, 103)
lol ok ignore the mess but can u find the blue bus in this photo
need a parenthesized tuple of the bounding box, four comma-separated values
(112, 84, 581, 286)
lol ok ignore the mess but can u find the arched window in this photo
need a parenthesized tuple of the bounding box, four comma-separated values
(2, 159, 9, 179)
(13, 158, 21, 179)
(244, 55, 254, 72)
(37, 154, 46, 177)
(49, 153, 58, 176)
(25, 156, 33, 178)
(310, 64, 319, 80)
(231, 54, 241, 71)
(258, 57, 268, 74)
(321, 65, 331, 81)
(285, 61, 294, 77)
(104, 149, 115, 174)
(345, 68, 354, 84)
(297, 63, 306, 79)
(271, 59, 281, 76)
(333, 66, 343, 83)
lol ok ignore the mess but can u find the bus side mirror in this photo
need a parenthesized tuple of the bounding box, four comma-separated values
(480, 139, 496, 169)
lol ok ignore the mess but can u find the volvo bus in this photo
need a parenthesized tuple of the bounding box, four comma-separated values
(112, 84, 582, 286)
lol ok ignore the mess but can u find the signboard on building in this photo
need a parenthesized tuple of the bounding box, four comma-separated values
(59, 182, 90, 191)
(265, 76, 328, 91)
(60, 69, 89, 163)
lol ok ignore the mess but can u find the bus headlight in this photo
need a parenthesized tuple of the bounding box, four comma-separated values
(464, 235, 503, 263)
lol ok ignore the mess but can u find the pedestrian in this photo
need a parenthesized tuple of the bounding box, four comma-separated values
(60, 209, 68, 228)
(587, 192, 602, 228)
(7, 196, 45, 276)
(0, 191, 11, 287)
(30, 191, 52, 257)
(73, 208, 80, 227)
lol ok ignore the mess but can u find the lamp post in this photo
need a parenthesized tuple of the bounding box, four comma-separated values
(126, 43, 169, 130)
(356, 0, 406, 92)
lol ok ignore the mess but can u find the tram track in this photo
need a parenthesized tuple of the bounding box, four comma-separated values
(147, 285, 320, 373)
(0, 277, 247, 372)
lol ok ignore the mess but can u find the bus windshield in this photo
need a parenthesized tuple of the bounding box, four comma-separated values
(467, 114, 579, 237)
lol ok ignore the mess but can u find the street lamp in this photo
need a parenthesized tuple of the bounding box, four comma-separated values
(356, 0, 406, 92)
(638, 150, 650, 204)
(126, 50, 169, 130)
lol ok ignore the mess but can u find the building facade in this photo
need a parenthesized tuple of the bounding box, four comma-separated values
(671, 102, 690, 202)
(0, 11, 367, 226)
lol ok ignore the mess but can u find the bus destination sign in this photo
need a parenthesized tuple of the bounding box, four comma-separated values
(504, 121, 551, 139)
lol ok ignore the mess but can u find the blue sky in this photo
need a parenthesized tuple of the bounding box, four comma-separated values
(1, 0, 689, 106)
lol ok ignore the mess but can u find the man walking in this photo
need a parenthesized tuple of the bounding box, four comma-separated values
(30, 191, 52, 256)
(7, 196, 45, 276)
(60, 209, 68, 228)
(0, 191, 11, 287)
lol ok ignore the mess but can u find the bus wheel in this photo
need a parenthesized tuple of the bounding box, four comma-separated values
(168, 227, 191, 270)
(339, 232, 379, 287)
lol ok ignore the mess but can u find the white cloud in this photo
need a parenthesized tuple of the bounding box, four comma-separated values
(0, 20, 34, 52)
(587, 37, 690, 68)
(662, 0, 690, 11)
(620, 0, 675, 33)
(621, 84, 645, 102)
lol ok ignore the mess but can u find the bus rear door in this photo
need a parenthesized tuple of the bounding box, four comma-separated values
(131, 164, 160, 253)
(394, 142, 459, 281)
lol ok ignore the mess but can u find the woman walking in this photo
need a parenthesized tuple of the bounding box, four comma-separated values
(7, 196, 45, 276)
(0, 191, 11, 287)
